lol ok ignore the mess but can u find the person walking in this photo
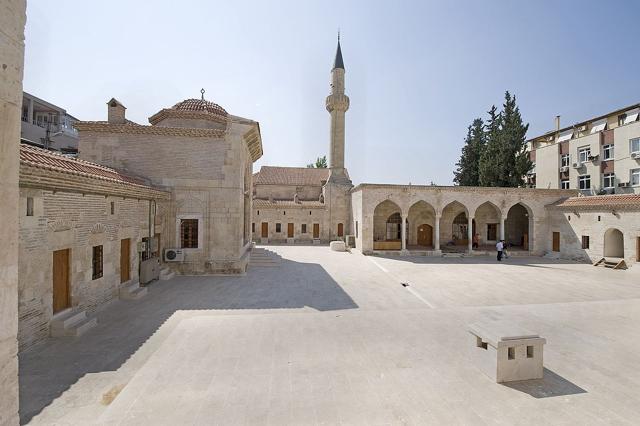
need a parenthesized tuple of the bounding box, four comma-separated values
(496, 240, 503, 261)
(472, 233, 479, 249)
(502, 240, 509, 259)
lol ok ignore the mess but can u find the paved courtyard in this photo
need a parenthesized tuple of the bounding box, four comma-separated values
(20, 246, 640, 425)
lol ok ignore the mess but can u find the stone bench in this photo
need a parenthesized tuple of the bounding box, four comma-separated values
(468, 322, 546, 383)
(330, 240, 346, 251)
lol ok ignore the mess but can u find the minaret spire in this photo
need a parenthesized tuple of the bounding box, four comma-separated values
(326, 34, 349, 181)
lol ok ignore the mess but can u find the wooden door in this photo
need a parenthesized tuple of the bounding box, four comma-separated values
(261, 222, 268, 238)
(636, 237, 640, 262)
(552, 232, 560, 252)
(417, 224, 433, 247)
(120, 238, 130, 283)
(337, 223, 344, 237)
(52, 249, 70, 314)
(287, 223, 294, 238)
(313, 223, 320, 238)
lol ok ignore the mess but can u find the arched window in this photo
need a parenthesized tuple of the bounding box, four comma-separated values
(387, 213, 402, 240)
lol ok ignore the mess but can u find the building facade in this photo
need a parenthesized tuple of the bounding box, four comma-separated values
(251, 38, 352, 243)
(18, 145, 170, 349)
(76, 95, 262, 275)
(21, 91, 79, 153)
(528, 104, 640, 195)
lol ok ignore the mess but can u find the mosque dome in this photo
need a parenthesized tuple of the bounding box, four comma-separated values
(148, 90, 228, 127)
(170, 98, 228, 117)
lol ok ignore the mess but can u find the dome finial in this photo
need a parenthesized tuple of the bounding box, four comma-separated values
(200, 88, 205, 100)
(338, 28, 340, 43)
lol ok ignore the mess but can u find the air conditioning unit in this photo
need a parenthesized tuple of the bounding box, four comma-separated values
(137, 241, 147, 252)
(588, 154, 599, 161)
(164, 248, 184, 262)
(572, 162, 582, 168)
(618, 182, 630, 188)
(559, 166, 569, 173)
(631, 151, 640, 159)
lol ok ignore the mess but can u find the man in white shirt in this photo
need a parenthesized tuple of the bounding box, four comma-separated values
(496, 240, 504, 261)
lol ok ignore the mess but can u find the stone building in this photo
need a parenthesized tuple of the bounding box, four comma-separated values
(350, 184, 640, 267)
(18, 145, 170, 349)
(75, 94, 263, 274)
(252, 38, 352, 243)
(1, 0, 26, 423)
(527, 104, 640, 194)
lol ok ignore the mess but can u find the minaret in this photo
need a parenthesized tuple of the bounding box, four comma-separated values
(325, 33, 350, 182)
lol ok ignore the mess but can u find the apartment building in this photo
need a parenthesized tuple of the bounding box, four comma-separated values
(21, 91, 79, 153)
(528, 104, 640, 195)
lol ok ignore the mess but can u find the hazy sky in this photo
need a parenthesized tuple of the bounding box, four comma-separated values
(24, 0, 640, 185)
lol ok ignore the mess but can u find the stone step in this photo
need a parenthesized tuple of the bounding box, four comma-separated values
(51, 309, 98, 337)
(119, 281, 146, 300)
(159, 268, 175, 280)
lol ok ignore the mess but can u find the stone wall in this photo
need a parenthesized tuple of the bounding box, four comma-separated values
(548, 209, 640, 264)
(0, 0, 26, 423)
(18, 189, 159, 350)
(78, 118, 256, 274)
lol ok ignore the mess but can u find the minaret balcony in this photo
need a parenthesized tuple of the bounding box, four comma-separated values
(326, 94, 350, 113)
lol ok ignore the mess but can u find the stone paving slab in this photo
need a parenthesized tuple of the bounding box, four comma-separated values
(20, 246, 640, 425)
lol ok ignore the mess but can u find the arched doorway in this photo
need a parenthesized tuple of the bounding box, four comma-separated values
(417, 224, 433, 247)
(373, 200, 403, 250)
(407, 200, 436, 249)
(604, 228, 624, 258)
(505, 203, 531, 250)
(452, 212, 475, 246)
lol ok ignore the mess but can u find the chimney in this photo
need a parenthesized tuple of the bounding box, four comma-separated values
(555, 115, 561, 131)
(107, 98, 126, 124)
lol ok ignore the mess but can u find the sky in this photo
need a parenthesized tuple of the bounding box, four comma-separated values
(23, 0, 640, 185)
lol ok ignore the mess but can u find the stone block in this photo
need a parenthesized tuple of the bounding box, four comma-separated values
(330, 240, 346, 251)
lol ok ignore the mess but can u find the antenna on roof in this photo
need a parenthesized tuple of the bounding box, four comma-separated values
(200, 88, 205, 100)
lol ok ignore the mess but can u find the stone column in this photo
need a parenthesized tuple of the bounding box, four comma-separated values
(499, 216, 505, 241)
(434, 214, 441, 251)
(27, 97, 33, 123)
(0, 1, 27, 424)
(468, 216, 474, 254)
(401, 214, 407, 252)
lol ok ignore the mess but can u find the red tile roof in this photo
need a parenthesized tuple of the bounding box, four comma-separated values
(551, 194, 640, 209)
(171, 98, 227, 117)
(20, 144, 150, 188)
(253, 166, 332, 186)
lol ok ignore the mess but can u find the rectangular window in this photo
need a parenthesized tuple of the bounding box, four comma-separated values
(355, 221, 359, 238)
(507, 347, 515, 360)
(301, 224, 307, 233)
(618, 114, 627, 126)
(275, 223, 282, 233)
(251, 223, 255, 233)
(631, 138, 640, 154)
(26, 197, 34, 216)
(526, 346, 534, 358)
(578, 147, 591, 163)
(110, 201, 115, 215)
(180, 219, 199, 248)
(487, 223, 497, 241)
(561, 179, 570, 189)
(582, 236, 590, 249)
(92, 245, 103, 280)
(560, 154, 570, 167)
(603, 173, 615, 189)
(602, 144, 614, 160)
(631, 169, 640, 186)
(578, 175, 591, 190)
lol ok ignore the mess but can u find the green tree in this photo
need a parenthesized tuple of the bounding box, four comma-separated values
(453, 118, 485, 186)
(478, 105, 504, 186)
(306, 155, 328, 168)
(500, 91, 531, 187)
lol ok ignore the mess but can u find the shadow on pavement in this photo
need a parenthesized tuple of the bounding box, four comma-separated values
(19, 257, 356, 424)
(502, 368, 587, 398)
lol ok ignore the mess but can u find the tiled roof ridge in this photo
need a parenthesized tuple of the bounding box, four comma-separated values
(20, 144, 153, 189)
(74, 121, 226, 138)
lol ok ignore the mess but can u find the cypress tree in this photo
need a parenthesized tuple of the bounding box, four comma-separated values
(478, 105, 503, 186)
(500, 91, 531, 187)
(453, 118, 485, 186)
